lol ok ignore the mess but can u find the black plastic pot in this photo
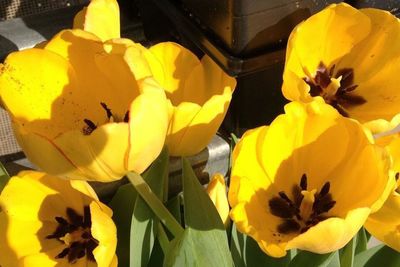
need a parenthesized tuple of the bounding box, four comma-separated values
(180, 0, 342, 57)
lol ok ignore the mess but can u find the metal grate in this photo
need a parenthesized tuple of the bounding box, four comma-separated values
(0, 0, 88, 20)
(0, 109, 20, 156)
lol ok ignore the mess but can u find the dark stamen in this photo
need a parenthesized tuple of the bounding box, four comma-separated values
(55, 216, 68, 225)
(270, 174, 336, 235)
(396, 172, 399, 181)
(319, 182, 330, 197)
(292, 185, 304, 209)
(100, 102, 113, 119)
(83, 206, 91, 228)
(82, 119, 97, 135)
(269, 197, 297, 219)
(277, 219, 301, 234)
(124, 111, 130, 123)
(303, 62, 365, 116)
(47, 206, 98, 264)
(67, 207, 83, 226)
(339, 94, 367, 107)
(300, 174, 307, 190)
(56, 248, 70, 259)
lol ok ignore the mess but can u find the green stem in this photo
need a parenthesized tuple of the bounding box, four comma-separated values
(157, 223, 170, 253)
(127, 172, 184, 237)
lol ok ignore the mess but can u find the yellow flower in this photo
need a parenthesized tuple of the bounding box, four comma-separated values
(206, 173, 230, 226)
(365, 133, 400, 252)
(282, 3, 400, 127)
(0, 171, 117, 267)
(72, 0, 236, 157)
(0, 29, 169, 182)
(144, 42, 236, 156)
(228, 98, 392, 257)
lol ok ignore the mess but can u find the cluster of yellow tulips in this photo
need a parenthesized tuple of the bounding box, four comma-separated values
(0, 0, 399, 266)
(0, 0, 235, 265)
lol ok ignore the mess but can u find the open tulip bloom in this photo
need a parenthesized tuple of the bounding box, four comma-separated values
(282, 3, 400, 130)
(0, 29, 169, 182)
(0, 171, 117, 266)
(229, 99, 393, 257)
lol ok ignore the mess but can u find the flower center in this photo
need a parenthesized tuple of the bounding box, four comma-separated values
(303, 62, 366, 117)
(268, 174, 336, 234)
(82, 102, 129, 135)
(46, 206, 98, 264)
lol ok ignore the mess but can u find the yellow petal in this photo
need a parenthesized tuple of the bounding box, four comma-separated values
(148, 42, 201, 104)
(166, 55, 235, 156)
(340, 9, 400, 123)
(167, 95, 230, 156)
(229, 126, 273, 208)
(182, 55, 236, 105)
(282, 70, 313, 103)
(73, 8, 87, 30)
(110, 255, 118, 267)
(286, 208, 370, 253)
(53, 122, 130, 182)
(0, 48, 87, 138)
(206, 173, 230, 226)
(91, 202, 117, 267)
(122, 42, 154, 81)
(19, 247, 73, 267)
(365, 191, 400, 252)
(127, 78, 169, 174)
(12, 123, 83, 179)
(74, 0, 120, 41)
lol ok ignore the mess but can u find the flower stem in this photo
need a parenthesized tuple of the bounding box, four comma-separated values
(127, 172, 184, 237)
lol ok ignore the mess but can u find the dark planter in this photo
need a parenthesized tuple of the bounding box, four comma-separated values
(180, 0, 340, 57)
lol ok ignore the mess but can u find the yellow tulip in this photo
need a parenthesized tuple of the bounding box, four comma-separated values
(228, 98, 393, 257)
(0, 29, 169, 182)
(0, 171, 117, 267)
(206, 173, 230, 226)
(282, 3, 400, 129)
(72, 0, 236, 157)
(365, 132, 400, 252)
(144, 42, 236, 156)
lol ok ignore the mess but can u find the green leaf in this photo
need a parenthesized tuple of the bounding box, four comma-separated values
(289, 251, 336, 267)
(166, 195, 182, 227)
(164, 158, 233, 266)
(148, 238, 165, 267)
(0, 161, 10, 193)
(340, 235, 357, 267)
(355, 227, 368, 254)
(231, 133, 239, 145)
(326, 252, 340, 267)
(354, 245, 400, 267)
(230, 224, 291, 267)
(130, 147, 169, 267)
(108, 183, 137, 266)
